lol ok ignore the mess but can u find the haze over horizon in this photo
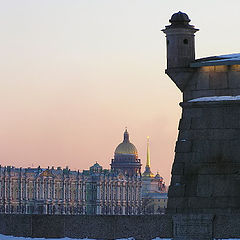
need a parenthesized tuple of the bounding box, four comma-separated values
(1, 0, 240, 185)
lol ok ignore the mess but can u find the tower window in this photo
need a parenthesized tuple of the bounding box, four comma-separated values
(167, 39, 169, 45)
(183, 39, 188, 44)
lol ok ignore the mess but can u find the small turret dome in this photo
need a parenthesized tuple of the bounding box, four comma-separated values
(170, 11, 190, 24)
(90, 161, 102, 173)
(114, 129, 138, 158)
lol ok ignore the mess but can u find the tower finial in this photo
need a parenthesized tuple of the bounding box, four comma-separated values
(123, 128, 129, 142)
(146, 136, 150, 167)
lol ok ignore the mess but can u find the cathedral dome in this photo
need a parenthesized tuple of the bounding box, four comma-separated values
(114, 129, 138, 158)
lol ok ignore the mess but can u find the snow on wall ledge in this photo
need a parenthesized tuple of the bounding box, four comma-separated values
(188, 95, 240, 102)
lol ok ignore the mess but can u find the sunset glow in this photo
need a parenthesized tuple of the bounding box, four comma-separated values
(1, 0, 240, 185)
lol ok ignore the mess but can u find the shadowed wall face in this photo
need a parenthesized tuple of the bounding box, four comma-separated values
(0, 214, 173, 239)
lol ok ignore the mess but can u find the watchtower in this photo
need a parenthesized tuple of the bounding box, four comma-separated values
(162, 11, 198, 69)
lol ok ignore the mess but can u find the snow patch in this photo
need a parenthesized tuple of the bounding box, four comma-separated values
(219, 53, 240, 58)
(0, 235, 95, 240)
(188, 95, 240, 102)
(1, 235, 240, 240)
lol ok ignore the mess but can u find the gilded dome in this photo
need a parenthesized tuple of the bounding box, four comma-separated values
(114, 129, 138, 158)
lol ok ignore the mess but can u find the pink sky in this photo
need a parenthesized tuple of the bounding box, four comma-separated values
(1, 1, 240, 185)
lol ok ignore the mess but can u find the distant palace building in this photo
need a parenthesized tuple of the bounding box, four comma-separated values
(0, 130, 142, 215)
(0, 129, 166, 215)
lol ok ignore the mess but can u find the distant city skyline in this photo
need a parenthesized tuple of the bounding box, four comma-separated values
(1, 0, 240, 185)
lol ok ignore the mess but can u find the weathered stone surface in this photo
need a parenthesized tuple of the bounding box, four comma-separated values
(228, 71, 240, 88)
(0, 214, 173, 240)
(175, 140, 192, 153)
(0, 215, 32, 237)
(231, 88, 240, 95)
(168, 184, 185, 197)
(174, 152, 193, 163)
(171, 162, 185, 175)
(189, 89, 216, 100)
(178, 118, 191, 130)
(209, 72, 228, 89)
(214, 214, 240, 239)
(64, 215, 114, 239)
(196, 72, 210, 90)
(173, 214, 214, 240)
(32, 215, 64, 238)
(114, 215, 172, 239)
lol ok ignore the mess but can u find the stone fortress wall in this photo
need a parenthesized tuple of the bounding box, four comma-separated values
(162, 11, 240, 240)
(1, 213, 240, 239)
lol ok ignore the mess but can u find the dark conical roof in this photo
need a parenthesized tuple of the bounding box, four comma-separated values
(165, 11, 196, 29)
(170, 11, 190, 24)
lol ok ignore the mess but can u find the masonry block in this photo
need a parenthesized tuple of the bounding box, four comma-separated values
(172, 162, 185, 175)
(175, 140, 192, 153)
(209, 72, 228, 89)
(173, 214, 214, 240)
(196, 72, 210, 90)
(229, 71, 240, 88)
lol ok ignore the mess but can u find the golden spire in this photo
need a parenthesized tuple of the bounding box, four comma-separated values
(142, 136, 154, 178)
(146, 136, 150, 168)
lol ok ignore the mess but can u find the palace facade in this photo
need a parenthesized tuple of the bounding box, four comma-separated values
(0, 130, 142, 215)
(0, 130, 166, 215)
(0, 163, 141, 215)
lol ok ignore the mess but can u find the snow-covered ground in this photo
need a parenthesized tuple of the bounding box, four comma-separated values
(0, 235, 172, 240)
(0, 235, 240, 240)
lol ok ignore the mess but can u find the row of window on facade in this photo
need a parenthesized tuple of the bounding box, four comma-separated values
(0, 166, 142, 215)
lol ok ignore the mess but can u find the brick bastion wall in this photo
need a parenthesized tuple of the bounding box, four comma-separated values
(1, 214, 240, 239)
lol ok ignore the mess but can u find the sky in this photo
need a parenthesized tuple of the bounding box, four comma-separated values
(1, 0, 240, 185)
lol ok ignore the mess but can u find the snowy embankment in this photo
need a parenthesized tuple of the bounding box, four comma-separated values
(188, 95, 240, 102)
(0, 235, 239, 240)
(0, 235, 171, 240)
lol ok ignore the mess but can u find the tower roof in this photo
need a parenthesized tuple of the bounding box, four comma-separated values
(165, 11, 196, 30)
(170, 11, 190, 24)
